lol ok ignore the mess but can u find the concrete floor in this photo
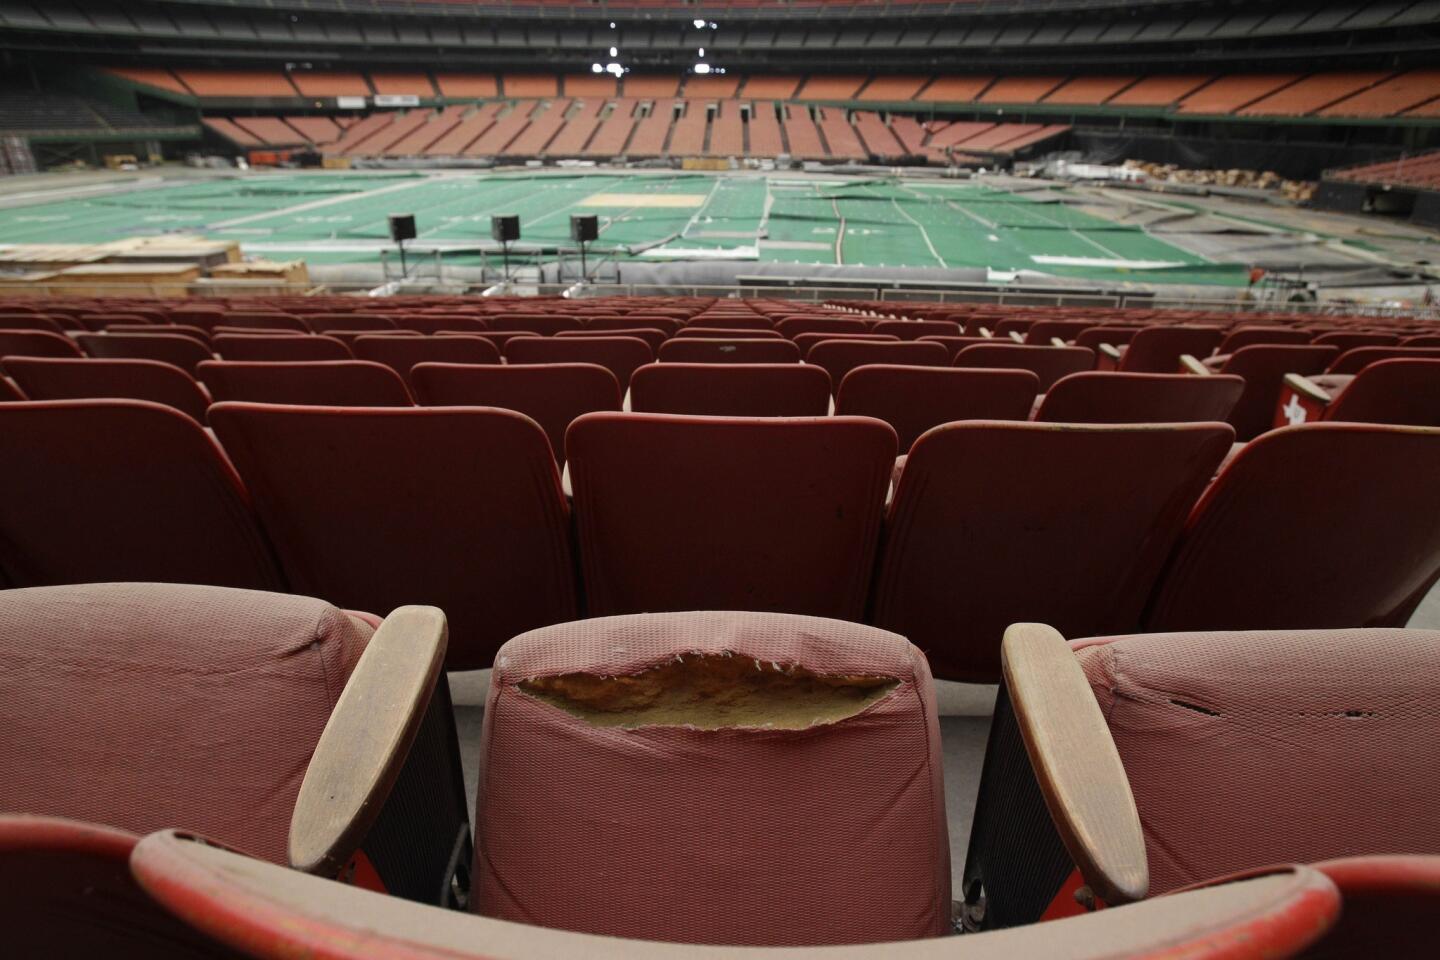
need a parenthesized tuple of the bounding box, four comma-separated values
(449, 580, 1440, 893)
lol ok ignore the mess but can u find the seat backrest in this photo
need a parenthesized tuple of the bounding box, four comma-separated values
(657, 338, 801, 364)
(76, 333, 214, 374)
(555, 327, 667, 353)
(809, 340, 949, 393)
(914, 335, 992, 361)
(0, 401, 282, 590)
(1074, 629, 1440, 895)
(874, 421, 1233, 682)
(217, 312, 308, 333)
(198, 360, 413, 407)
(1216, 345, 1339, 441)
(488, 315, 583, 336)
(1326, 345, 1440, 375)
(954, 343, 1094, 391)
(837, 365, 1039, 450)
(474, 611, 949, 945)
(1144, 423, 1440, 631)
(0, 375, 23, 401)
(1324, 359, 1440, 426)
(214, 334, 352, 362)
(0, 330, 84, 359)
(210, 403, 576, 671)
(391, 315, 485, 335)
(1074, 326, 1142, 352)
(306, 314, 397, 333)
(630, 362, 832, 417)
(871, 319, 963, 341)
(774, 316, 870, 339)
(672, 327, 785, 340)
(567, 413, 896, 620)
(795, 332, 900, 356)
(1036, 372, 1244, 425)
(1216, 326, 1312, 353)
(1024, 319, 1095, 345)
(685, 315, 774, 330)
(1118, 326, 1226, 374)
(1312, 331, 1398, 352)
(505, 336, 653, 390)
(353, 335, 501, 388)
(409, 362, 620, 462)
(586, 314, 680, 336)
(0, 583, 368, 863)
(0, 314, 65, 334)
(3, 357, 212, 424)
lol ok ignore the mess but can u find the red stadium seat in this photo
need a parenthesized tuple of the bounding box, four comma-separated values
(630, 362, 832, 417)
(210, 404, 578, 671)
(672, 327, 786, 340)
(0, 375, 23, 401)
(1312, 331, 1398, 353)
(685, 315, 774, 330)
(352, 335, 501, 388)
(658, 338, 802, 364)
(808, 340, 949, 393)
(1034, 372, 1244, 425)
(409, 362, 621, 463)
(0, 330, 85, 359)
(1276, 359, 1440, 428)
(0, 314, 66, 334)
(567, 413, 896, 619)
(1106, 326, 1225, 373)
(76, 333, 213, 374)
(872, 421, 1232, 682)
(837, 366, 1039, 450)
(915, 335, 992, 361)
(214, 334, 352, 362)
(1074, 325, 1143, 353)
(872, 319, 963, 340)
(1022, 319, 1095, 345)
(306, 314, 398, 333)
(1324, 345, 1440, 375)
(198, 360, 413, 407)
(505, 336, 653, 389)
(556, 327, 667, 353)
(489, 314, 583, 336)
(1144, 423, 1440, 631)
(953, 343, 1093, 391)
(1189, 345, 1338, 441)
(0, 401, 282, 589)
(794, 332, 901, 356)
(392, 315, 486, 334)
(105, 323, 213, 347)
(585, 315, 681, 336)
(1215, 326, 1313, 353)
(216, 312, 308, 333)
(774, 316, 871, 339)
(3, 357, 212, 424)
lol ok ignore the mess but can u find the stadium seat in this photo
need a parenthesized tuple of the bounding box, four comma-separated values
(672, 327, 786, 340)
(217, 312, 308, 333)
(448, 330, 541, 351)
(489, 315, 583, 336)
(1103, 326, 1225, 374)
(1034, 372, 1244, 425)
(1312, 331, 1398, 352)
(872, 421, 1232, 682)
(1276, 358, 1440, 427)
(3, 357, 212, 424)
(953, 343, 1094, 391)
(0, 401, 282, 590)
(586, 314, 681, 336)
(213, 325, 309, 338)
(964, 622, 1440, 937)
(130, 829, 1343, 959)
(630, 362, 832, 417)
(409, 362, 620, 464)
(0, 330, 84, 359)
(0, 582, 466, 931)
(808, 340, 949, 393)
(214, 334, 352, 362)
(306, 314, 398, 333)
(105, 323, 213, 347)
(556, 327, 668, 353)
(774, 316, 871, 338)
(567, 414, 896, 619)
(0, 314, 65, 334)
(1074, 326, 1143, 354)
(658, 338, 802, 364)
(1143, 423, 1440, 631)
(209, 404, 578, 671)
(1215, 326, 1313, 353)
(505, 336, 653, 389)
(1184, 344, 1338, 441)
(685, 315, 774, 330)
(198, 360, 413, 407)
(837, 366, 1039, 450)
(1022, 319, 1096, 345)
(1325, 345, 1440, 375)
(914, 335, 991, 361)
(872, 319, 963, 340)
(353, 335, 501, 388)
(76, 333, 214, 374)
(392, 315, 487, 334)
(0, 375, 23, 401)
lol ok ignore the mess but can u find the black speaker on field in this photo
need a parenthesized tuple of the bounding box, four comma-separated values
(570, 214, 599, 243)
(388, 213, 417, 243)
(492, 215, 520, 243)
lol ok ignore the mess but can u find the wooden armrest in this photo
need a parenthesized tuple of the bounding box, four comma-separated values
(1283, 372, 1331, 405)
(289, 605, 449, 876)
(1009, 331, 1025, 344)
(1179, 354, 1209, 376)
(1099, 343, 1122, 361)
(1050, 337, 1068, 348)
(1001, 623, 1148, 906)
(978, 326, 993, 338)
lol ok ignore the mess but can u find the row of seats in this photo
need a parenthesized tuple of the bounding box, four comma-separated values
(1329, 147, 1440, 189)
(3, 583, 1437, 954)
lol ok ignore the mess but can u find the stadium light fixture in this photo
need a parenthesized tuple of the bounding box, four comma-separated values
(699, 47, 705, 57)
(591, 63, 603, 73)
(609, 46, 618, 57)
(694, 64, 712, 75)
(694, 19, 706, 28)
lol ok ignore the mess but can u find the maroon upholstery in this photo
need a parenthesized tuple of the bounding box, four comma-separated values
(215, 312, 307, 333)
(567, 413, 896, 620)
(3, 357, 212, 424)
(915, 335, 991, 361)
(871, 319, 963, 341)
(0, 375, 23, 401)
(209, 403, 576, 670)
(672, 327, 785, 340)
(586, 314, 680, 336)
(1216, 326, 1313, 353)
(1035, 372, 1244, 425)
(475, 612, 949, 945)
(323, 328, 421, 351)
(0, 329, 85, 359)
(1323, 359, 1440, 426)
(107, 324, 213, 348)
(391, 315, 486, 334)
(809, 340, 949, 394)
(794, 332, 900, 356)
(774, 316, 870, 338)
(1023, 319, 1096, 345)
(953, 343, 1094, 391)
(213, 334, 351, 362)
(1312, 331, 1398, 352)
(197, 360, 413, 407)
(556, 327, 667, 353)
(0, 313, 65, 334)
(657, 338, 801, 364)
(488, 315, 583, 336)
(353, 335, 501, 388)
(1074, 630, 1440, 895)
(685, 315, 774, 330)
(76, 333, 214, 374)
(1209, 345, 1338, 441)
(443, 330, 540, 351)
(1144, 423, 1440, 631)
(505, 336, 653, 389)
(837, 366, 1039, 450)
(1302, 857, 1440, 960)
(409, 362, 620, 464)
(212, 326, 308, 338)
(630, 362, 831, 417)
(0, 583, 370, 862)
(1117, 327, 1226, 373)
(305, 314, 397, 333)
(0, 400, 282, 590)
(1074, 326, 1142, 353)
(874, 421, 1233, 682)
(1326, 345, 1440, 375)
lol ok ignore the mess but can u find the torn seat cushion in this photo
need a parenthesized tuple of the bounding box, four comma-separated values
(1073, 630, 1440, 896)
(0, 582, 372, 865)
(475, 610, 949, 946)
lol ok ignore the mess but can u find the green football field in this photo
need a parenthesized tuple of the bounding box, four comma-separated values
(0, 171, 1248, 286)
